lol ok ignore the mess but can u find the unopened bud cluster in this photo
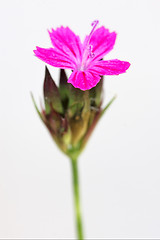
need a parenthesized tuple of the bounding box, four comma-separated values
(32, 67, 114, 159)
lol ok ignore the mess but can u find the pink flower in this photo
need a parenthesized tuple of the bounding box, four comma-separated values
(34, 20, 130, 91)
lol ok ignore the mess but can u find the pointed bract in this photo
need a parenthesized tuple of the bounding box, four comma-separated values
(31, 93, 44, 121)
(32, 67, 117, 158)
(44, 66, 63, 114)
(59, 69, 68, 86)
(59, 69, 69, 105)
(100, 95, 117, 117)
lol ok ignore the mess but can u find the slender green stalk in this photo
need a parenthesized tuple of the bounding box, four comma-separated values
(71, 157, 84, 240)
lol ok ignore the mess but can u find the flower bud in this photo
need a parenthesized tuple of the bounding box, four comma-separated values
(32, 67, 115, 158)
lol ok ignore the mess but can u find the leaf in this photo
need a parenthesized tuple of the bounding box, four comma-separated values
(44, 66, 63, 114)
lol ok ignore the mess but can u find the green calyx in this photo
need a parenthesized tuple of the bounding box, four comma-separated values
(32, 66, 116, 158)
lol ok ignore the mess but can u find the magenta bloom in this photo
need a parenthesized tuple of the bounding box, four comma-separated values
(34, 21, 130, 91)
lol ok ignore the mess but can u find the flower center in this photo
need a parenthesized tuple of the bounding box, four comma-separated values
(80, 20, 99, 71)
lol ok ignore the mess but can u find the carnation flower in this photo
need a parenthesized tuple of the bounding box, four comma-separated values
(32, 21, 131, 240)
(34, 20, 130, 91)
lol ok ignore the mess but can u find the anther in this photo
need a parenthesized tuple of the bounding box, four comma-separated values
(88, 45, 95, 58)
(88, 20, 99, 42)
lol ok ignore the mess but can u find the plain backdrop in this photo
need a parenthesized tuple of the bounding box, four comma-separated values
(0, 0, 160, 239)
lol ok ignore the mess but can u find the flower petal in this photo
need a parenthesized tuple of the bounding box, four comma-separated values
(68, 71, 101, 91)
(34, 47, 76, 69)
(88, 59, 130, 75)
(83, 27, 116, 62)
(49, 27, 83, 65)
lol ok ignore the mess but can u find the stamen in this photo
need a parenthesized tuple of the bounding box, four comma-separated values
(88, 45, 95, 58)
(88, 20, 99, 43)
(80, 20, 99, 70)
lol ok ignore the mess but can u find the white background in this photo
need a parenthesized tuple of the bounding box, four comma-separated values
(0, 0, 160, 238)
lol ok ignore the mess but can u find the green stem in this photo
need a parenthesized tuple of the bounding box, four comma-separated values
(71, 157, 84, 240)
